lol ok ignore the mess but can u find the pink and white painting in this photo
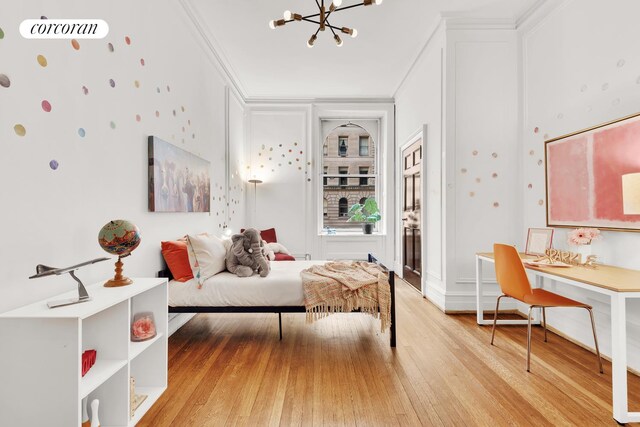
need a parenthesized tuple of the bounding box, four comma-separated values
(546, 113, 640, 231)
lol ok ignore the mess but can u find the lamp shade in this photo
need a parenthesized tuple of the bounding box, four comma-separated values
(622, 173, 640, 214)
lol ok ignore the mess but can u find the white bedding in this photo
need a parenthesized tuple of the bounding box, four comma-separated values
(169, 260, 323, 307)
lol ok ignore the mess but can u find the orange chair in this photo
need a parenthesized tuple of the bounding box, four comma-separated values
(491, 243, 604, 373)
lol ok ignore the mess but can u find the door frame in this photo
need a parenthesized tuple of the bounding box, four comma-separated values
(396, 125, 427, 294)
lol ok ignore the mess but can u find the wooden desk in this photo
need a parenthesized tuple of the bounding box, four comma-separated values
(476, 252, 640, 424)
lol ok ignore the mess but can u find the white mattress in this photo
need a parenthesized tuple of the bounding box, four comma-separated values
(169, 260, 323, 307)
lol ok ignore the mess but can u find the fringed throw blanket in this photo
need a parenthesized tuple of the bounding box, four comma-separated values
(301, 261, 391, 331)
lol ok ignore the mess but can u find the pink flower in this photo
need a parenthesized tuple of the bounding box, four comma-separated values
(132, 316, 156, 340)
(567, 228, 601, 246)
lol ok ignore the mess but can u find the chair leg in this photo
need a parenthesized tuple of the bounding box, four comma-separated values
(542, 307, 548, 342)
(586, 307, 604, 374)
(490, 295, 505, 345)
(527, 305, 535, 372)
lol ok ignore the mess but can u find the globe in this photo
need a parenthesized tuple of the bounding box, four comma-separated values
(98, 220, 141, 256)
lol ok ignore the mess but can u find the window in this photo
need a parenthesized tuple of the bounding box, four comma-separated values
(339, 167, 348, 186)
(359, 167, 368, 186)
(359, 197, 367, 205)
(321, 121, 377, 231)
(338, 198, 349, 217)
(359, 136, 369, 156)
(338, 137, 348, 157)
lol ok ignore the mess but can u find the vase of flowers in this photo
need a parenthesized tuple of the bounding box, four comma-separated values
(567, 228, 601, 262)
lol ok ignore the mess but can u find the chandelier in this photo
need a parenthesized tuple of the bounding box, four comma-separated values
(269, 0, 384, 48)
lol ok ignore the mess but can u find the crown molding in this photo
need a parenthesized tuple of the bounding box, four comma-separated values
(244, 97, 395, 105)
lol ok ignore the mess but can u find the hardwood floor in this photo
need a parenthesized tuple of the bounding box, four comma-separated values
(141, 279, 640, 426)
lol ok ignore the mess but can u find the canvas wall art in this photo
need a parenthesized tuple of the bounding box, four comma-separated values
(148, 136, 210, 212)
(546, 113, 640, 231)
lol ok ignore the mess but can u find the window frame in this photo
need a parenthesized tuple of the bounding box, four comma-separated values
(359, 136, 369, 156)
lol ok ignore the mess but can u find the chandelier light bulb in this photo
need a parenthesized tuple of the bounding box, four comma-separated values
(351, 28, 358, 38)
(307, 34, 317, 48)
(284, 10, 292, 20)
(334, 35, 343, 47)
(269, 20, 276, 30)
(375, 0, 383, 4)
(333, 0, 343, 7)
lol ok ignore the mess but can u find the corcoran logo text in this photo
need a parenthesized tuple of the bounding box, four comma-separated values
(20, 19, 109, 39)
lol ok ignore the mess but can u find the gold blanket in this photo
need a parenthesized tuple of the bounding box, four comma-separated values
(301, 261, 391, 331)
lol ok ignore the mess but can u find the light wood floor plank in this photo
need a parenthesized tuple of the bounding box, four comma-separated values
(140, 278, 640, 426)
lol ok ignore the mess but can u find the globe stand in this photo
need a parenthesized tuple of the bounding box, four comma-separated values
(104, 255, 133, 287)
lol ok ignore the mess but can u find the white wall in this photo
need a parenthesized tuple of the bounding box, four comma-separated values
(394, 20, 520, 311)
(521, 0, 640, 369)
(0, 0, 244, 313)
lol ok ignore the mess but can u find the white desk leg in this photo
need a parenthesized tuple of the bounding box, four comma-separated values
(611, 293, 628, 424)
(476, 256, 483, 324)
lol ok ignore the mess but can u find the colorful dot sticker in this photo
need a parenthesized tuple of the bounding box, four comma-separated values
(0, 74, 10, 88)
(140, 58, 145, 66)
(135, 114, 141, 122)
(166, 85, 170, 92)
(472, 150, 478, 156)
(109, 79, 115, 88)
(110, 121, 116, 129)
(538, 200, 544, 206)
(155, 110, 160, 118)
(538, 159, 543, 166)
(493, 202, 500, 208)
(580, 84, 588, 92)
(617, 59, 626, 68)
(82, 85, 89, 95)
(41, 100, 51, 112)
(37, 54, 47, 67)
(78, 128, 85, 137)
(529, 150, 534, 156)
(0, 27, 4, 39)
(475, 177, 481, 183)
(71, 39, 80, 50)
(492, 173, 498, 178)
(107, 42, 114, 52)
(469, 192, 475, 197)
(528, 183, 533, 189)
(601, 83, 609, 91)
(156, 87, 161, 93)
(125, 36, 131, 45)
(461, 168, 467, 173)
(134, 80, 140, 88)
(181, 106, 185, 112)
(49, 160, 59, 170)
(492, 152, 498, 158)
(172, 110, 176, 116)
(14, 124, 26, 136)
(534, 127, 539, 133)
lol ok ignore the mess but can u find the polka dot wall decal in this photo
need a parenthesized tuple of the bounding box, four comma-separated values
(166, 85, 170, 92)
(493, 202, 500, 208)
(557, 113, 564, 119)
(538, 199, 544, 206)
(125, 36, 131, 45)
(580, 84, 588, 92)
(528, 183, 533, 189)
(156, 87, 161, 93)
(49, 160, 59, 170)
(469, 192, 475, 197)
(172, 110, 176, 116)
(135, 114, 141, 122)
(78, 128, 85, 137)
(82, 85, 89, 95)
(472, 150, 478, 156)
(538, 159, 543, 166)
(529, 150, 534, 155)
(279, 144, 282, 147)
(617, 59, 626, 68)
(492, 152, 498, 158)
(181, 106, 185, 112)
(110, 121, 116, 129)
(41, 100, 51, 112)
(37, 54, 47, 67)
(543, 133, 549, 139)
(14, 124, 26, 136)
(0, 27, 4, 39)
(492, 173, 498, 178)
(636, 76, 640, 84)
(461, 168, 467, 173)
(613, 98, 620, 106)
(155, 110, 160, 117)
(475, 178, 481, 183)
(188, 119, 191, 125)
(0, 74, 10, 88)
(602, 83, 609, 91)
(134, 80, 140, 88)
(587, 106, 593, 112)
(71, 39, 80, 50)
(534, 127, 539, 133)
(140, 58, 145, 66)
(107, 42, 114, 52)
(294, 142, 298, 146)
(109, 79, 115, 88)
(192, 133, 195, 139)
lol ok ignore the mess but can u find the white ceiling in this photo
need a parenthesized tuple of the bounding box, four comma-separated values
(187, 0, 540, 99)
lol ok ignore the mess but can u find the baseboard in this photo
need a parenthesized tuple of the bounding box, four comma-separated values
(168, 313, 196, 336)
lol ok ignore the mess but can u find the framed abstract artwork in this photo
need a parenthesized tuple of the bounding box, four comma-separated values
(148, 136, 211, 212)
(525, 228, 554, 255)
(545, 112, 640, 231)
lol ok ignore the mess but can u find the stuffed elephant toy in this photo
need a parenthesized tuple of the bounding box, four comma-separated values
(225, 228, 271, 277)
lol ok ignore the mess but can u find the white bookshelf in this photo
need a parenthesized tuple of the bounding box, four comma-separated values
(0, 278, 168, 426)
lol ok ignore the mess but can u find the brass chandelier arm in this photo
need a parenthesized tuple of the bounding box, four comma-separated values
(301, 17, 343, 32)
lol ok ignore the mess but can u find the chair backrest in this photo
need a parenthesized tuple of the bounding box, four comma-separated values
(493, 243, 532, 301)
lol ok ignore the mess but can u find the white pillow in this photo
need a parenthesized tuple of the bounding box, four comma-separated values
(186, 234, 227, 287)
(265, 242, 291, 255)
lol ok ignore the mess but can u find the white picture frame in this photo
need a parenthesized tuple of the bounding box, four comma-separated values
(525, 228, 554, 255)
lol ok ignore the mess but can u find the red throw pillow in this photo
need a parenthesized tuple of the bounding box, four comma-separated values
(240, 227, 278, 243)
(274, 253, 295, 261)
(161, 240, 193, 282)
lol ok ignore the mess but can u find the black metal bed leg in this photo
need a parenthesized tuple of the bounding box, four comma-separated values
(389, 272, 396, 348)
(278, 312, 282, 341)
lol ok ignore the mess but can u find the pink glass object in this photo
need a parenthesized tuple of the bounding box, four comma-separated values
(131, 312, 157, 342)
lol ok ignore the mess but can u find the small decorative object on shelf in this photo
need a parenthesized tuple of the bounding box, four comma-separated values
(81, 397, 90, 427)
(98, 219, 141, 287)
(567, 227, 601, 262)
(347, 198, 381, 234)
(28, 257, 109, 309)
(131, 312, 156, 342)
(525, 228, 554, 255)
(130, 376, 148, 419)
(81, 349, 97, 377)
(90, 399, 100, 427)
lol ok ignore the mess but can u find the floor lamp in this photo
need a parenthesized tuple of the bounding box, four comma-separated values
(248, 179, 263, 222)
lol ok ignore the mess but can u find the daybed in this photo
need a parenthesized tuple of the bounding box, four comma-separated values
(160, 254, 396, 347)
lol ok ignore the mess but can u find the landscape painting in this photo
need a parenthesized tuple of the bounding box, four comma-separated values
(148, 136, 211, 212)
(546, 113, 640, 231)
